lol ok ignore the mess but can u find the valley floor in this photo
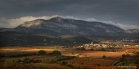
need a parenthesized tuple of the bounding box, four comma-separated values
(0, 46, 139, 69)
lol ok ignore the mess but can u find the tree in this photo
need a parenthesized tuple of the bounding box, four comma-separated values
(38, 50, 46, 55)
(122, 54, 126, 57)
(102, 55, 106, 58)
(52, 50, 61, 56)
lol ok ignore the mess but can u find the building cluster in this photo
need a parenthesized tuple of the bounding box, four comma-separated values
(73, 41, 139, 51)
(82, 42, 115, 50)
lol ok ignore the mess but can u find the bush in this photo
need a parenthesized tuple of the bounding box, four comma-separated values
(60, 61, 68, 66)
(67, 64, 74, 68)
(119, 57, 125, 62)
(132, 50, 139, 54)
(56, 56, 75, 61)
(133, 59, 139, 64)
(33, 60, 42, 63)
(51, 50, 61, 56)
(4, 59, 18, 67)
(122, 54, 130, 57)
(38, 50, 46, 55)
(45, 56, 75, 63)
(47, 58, 57, 63)
(3, 52, 36, 57)
(126, 54, 130, 57)
(22, 57, 33, 63)
(122, 54, 126, 57)
(102, 55, 106, 58)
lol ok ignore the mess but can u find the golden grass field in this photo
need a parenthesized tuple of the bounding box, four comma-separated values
(0, 46, 139, 69)
(0, 46, 138, 58)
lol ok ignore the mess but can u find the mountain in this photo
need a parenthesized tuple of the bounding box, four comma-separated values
(0, 28, 23, 34)
(1, 17, 139, 46)
(15, 17, 125, 36)
(125, 29, 139, 36)
(125, 29, 139, 33)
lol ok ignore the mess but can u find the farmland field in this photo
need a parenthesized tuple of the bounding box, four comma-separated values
(0, 46, 137, 57)
(0, 46, 139, 69)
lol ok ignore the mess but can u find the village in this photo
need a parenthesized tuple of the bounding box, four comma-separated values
(72, 41, 139, 52)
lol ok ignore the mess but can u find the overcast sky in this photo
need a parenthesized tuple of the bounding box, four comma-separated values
(0, 0, 139, 30)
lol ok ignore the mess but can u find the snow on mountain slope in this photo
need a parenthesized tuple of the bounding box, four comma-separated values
(16, 17, 125, 36)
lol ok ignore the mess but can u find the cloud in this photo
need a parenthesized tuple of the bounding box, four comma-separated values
(0, 0, 139, 27)
(101, 21, 139, 30)
(0, 0, 139, 28)
(84, 17, 139, 30)
(0, 15, 80, 28)
(86, 18, 98, 22)
(99, 21, 139, 30)
(0, 15, 139, 30)
(0, 15, 59, 28)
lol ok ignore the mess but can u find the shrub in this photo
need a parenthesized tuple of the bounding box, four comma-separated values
(60, 61, 68, 66)
(131, 50, 138, 54)
(51, 50, 61, 56)
(119, 57, 125, 62)
(38, 50, 46, 55)
(3, 52, 36, 57)
(133, 59, 139, 64)
(4, 59, 18, 67)
(126, 54, 130, 57)
(102, 55, 106, 58)
(56, 56, 75, 61)
(122, 54, 126, 57)
(122, 54, 130, 57)
(47, 58, 56, 63)
(33, 60, 42, 63)
(22, 57, 33, 63)
(67, 64, 74, 68)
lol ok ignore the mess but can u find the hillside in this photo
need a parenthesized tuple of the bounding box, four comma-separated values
(15, 17, 125, 36)
(0, 17, 138, 46)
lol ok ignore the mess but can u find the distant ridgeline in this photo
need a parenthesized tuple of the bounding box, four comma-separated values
(0, 17, 139, 46)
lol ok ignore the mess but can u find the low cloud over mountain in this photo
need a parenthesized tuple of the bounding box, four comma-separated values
(15, 16, 125, 36)
(0, 15, 139, 30)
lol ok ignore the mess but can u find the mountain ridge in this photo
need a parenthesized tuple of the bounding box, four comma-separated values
(125, 29, 139, 33)
(0, 17, 138, 46)
(15, 17, 125, 36)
